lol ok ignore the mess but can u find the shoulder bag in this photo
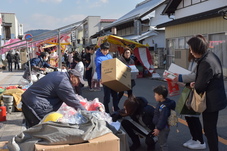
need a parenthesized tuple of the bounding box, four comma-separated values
(191, 89, 206, 113)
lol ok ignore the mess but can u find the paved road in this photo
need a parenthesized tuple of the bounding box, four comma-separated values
(0, 69, 227, 151)
(82, 69, 227, 151)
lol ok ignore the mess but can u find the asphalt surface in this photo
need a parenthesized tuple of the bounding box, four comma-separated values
(0, 68, 227, 151)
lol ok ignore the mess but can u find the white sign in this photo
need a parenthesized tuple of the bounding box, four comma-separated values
(168, 63, 191, 74)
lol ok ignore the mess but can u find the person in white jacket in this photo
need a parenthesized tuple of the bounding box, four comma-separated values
(73, 54, 85, 95)
(173, 52, 206, 150)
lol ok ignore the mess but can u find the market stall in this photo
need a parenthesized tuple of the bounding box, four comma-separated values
(97, 35, 154, 77)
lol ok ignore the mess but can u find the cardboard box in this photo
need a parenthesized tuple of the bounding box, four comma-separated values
(129, 65, 139, 79)
(102, 58, 131, 92)
(35, 133, 119, 151)
(115, 129, 130, 151)
(0, 141, 8, 151)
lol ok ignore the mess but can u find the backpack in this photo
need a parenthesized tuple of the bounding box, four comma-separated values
(168, 110, 178, 126)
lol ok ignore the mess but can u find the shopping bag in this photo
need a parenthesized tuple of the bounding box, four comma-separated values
(166, 79, 180, 96)
(92, 71, 98, 80)
(191, 90, 206, 113)
(176, 87, 200, 115)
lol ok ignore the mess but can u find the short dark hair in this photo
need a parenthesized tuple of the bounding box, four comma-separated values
(40, 52, 48, 58)
(100, 42, 110, 49)
(86, 46, 91, 50)
(153, 85, 168, 98)
(187, 35, 208, 55)
(73, 54, 82, 61)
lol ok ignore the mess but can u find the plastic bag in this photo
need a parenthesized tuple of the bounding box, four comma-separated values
(92, 71, 98, 80)
(77, 94, 105, 112)
(57, 103, 88, 124)
(56, 95, 107, 124)
(90, 111, 112, 124)
(87, 98, 105, 112)
(19, 78, 30, 86)
(19, 78, 33, 90)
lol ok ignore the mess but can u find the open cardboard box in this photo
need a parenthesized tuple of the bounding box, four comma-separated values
(35, 133, 119, 151)
(0, 141, 9, 151)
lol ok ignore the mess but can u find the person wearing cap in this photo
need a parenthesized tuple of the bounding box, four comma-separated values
(21, 69, 86, 128)
(95, 42, 118, 113)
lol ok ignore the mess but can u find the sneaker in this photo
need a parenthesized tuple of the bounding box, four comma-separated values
(94, 88, 101, 91)
(183, 139, 197, 147)
(187, 141, 206, 150)
(89, 88, 94, 91)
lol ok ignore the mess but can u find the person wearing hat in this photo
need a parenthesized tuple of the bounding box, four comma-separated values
(95, 42, 118, 113)
(21, 69, 86, 128)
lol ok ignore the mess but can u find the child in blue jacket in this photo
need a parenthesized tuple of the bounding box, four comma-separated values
(152, 85, 176, 151)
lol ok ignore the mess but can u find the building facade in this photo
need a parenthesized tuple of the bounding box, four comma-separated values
(0, 13, 23, 47)
(96, 0, 173, 68)
(157, 0, 227, 75)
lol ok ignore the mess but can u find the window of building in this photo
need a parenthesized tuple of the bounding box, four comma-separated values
(178, 37, 185, 49)
(175, 50, 181, 59)
(192, 0, 201, 4)
(185, 36, 192, 49)
(184, 0, 191, 7)
(174, 38, 178, 49)
(5, 26, 11, 40)
(209, 33, 227, 68)
(180, 0, 208, 8)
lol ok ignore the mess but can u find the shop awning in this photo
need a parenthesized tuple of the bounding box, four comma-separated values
(0, 21, 83, 54)
(97, 35, 148, 49)
(0, 39, 26, 54)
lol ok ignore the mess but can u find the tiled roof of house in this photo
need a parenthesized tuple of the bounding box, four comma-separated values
(104, 0, 165, 29)
(157, 6, 226, 28)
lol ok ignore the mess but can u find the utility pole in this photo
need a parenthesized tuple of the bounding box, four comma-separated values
(2, 14, 6, 44)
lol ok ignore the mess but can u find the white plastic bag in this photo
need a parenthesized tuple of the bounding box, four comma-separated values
(92, 72, 98, 80)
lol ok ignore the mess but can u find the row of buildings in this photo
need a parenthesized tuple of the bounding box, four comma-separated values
(1, 0, 227, 75)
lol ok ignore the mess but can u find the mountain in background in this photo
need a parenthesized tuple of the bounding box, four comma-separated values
(24, 29, 51, 37)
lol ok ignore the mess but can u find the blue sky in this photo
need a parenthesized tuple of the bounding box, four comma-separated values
(1, 0, 143, 32)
